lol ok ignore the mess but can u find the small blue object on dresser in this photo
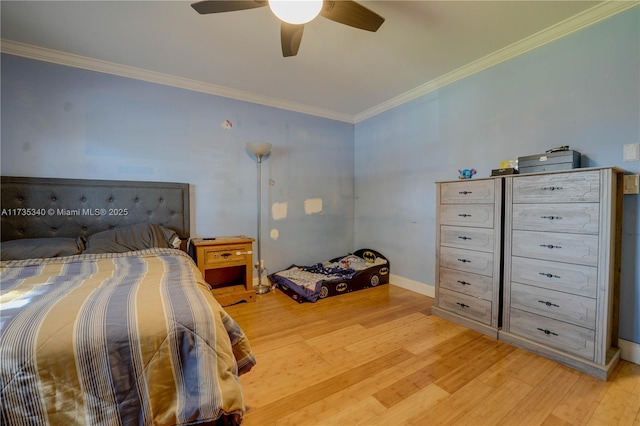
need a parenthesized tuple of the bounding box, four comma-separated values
(458, 168, 477, 179)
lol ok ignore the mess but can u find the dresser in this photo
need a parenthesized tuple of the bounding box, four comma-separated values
(433, 177, 503, 337)
(500, 168, 623, 380)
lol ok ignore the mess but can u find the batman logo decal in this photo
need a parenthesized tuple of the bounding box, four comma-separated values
(336, 283, 348, 292)
(363, 251, 376, 263)
(379, 267, 389, 275)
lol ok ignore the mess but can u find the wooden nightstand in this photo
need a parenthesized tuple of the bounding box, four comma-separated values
(192, 236, 256, 306)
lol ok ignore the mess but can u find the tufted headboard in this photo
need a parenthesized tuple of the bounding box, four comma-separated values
(1, 176, 190, 242)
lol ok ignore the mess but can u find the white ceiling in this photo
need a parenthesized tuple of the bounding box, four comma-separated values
(1, 1, 634, 122)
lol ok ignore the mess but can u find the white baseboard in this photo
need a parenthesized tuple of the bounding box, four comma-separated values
(389, 274, 435, 298)
(619, 339, 640, 365)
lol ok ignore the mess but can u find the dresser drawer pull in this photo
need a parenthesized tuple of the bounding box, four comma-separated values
(458, 236, 472, 240)
(236, 251, 253, 255)
(536, 327, 558, 336)
(456, 302, 470, 308)
(457, 280, 471, 286)
(540, 215, 562, 220)
(540, 244, 562, 249)
(539, 272, 560, 279)
(457, 213, 472, 218)
(541, 186, 563, 191)
(457, 258, 471, 263)
(220, 252, 232, 259)
(538, 300, 560, 308)
(458, 191, 473, 195)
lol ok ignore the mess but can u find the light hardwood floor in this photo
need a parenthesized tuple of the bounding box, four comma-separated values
(225, 284, 640, 426)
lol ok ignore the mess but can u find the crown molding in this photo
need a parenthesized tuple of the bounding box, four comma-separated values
(354, 1, 639, 123)
(0, 39, 354, 124)
(1, 1, 637, 125)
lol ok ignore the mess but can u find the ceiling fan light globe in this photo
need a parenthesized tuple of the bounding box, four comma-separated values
(268, 0, 322, 25)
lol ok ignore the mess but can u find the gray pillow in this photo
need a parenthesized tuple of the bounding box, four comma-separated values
(1, 237, 85, 260)
(83, 223, 179, 254)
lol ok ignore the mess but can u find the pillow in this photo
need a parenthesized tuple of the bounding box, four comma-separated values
(83, 223, 180, 254)
(1, 237, 85, 261)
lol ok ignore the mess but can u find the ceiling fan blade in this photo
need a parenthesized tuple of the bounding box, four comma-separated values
(191, 0, 266, 14)
(320, 1, 384, 32)
(281, 23, 304, 57)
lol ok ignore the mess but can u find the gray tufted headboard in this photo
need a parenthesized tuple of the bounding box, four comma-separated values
(1, 176, 190, 242)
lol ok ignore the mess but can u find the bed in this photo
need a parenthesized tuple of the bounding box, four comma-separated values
(0, 176, 256, 426)
(268, 248, 390, 303)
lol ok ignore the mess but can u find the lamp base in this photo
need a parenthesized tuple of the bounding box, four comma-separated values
(254, 284, 271, 294)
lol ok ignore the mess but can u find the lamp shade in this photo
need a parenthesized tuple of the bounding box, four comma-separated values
(268, 0, 322, 25)
(247, 142, 273, 157)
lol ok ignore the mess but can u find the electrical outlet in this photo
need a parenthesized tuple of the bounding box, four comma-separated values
(623, 143, 640, 162)
(624, 174, 639, 194)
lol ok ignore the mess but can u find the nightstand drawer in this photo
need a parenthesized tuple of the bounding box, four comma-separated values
(509, 308, 595, 360)
(440, 225, 495, 252)
(439, 204, 494, 228)
(512, 171, 600, 203)
(200, 244, 252, 267)
(440, 180, 495, 204)
(510, 282, 596, 329)
(512, 203, 600, 234)
(440, 246, 494, 277)
(438, 288, 492, 325)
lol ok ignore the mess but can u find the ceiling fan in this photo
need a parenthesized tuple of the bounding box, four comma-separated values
(191, 0, 385, 57)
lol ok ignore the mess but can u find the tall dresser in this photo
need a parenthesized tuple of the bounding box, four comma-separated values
(500, 168, 623, 380)
(433, 177, 503, 337)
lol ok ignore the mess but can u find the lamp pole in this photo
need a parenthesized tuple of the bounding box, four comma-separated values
(246, 142, 272, 294)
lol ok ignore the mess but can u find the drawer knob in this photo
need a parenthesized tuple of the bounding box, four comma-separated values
(541, 186, 563, 191)
(458, 191, 473, 195)
(537, 327, 558, 336)
(458, 236, 472, 240)
(539, 272, 560, 279)
(456, 302, 470, 308)
(540, 244, 561, 249)
(457, 258, 471, 263)
(538, 300, 560, 308)
(220, 252, 232, 258)
(457, 213, 472, 218)
(457, 280, 471, 286)
(540, 215, 562, 220)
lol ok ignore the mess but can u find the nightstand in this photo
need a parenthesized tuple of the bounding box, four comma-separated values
(191, 236, 256, 306)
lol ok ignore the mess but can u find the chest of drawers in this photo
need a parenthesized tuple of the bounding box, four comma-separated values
(433, 177, 503, 337)
(500, 168, 623, 380)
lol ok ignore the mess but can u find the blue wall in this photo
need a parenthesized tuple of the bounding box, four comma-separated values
(1, 7, 638, 345)
(355, 8, 640, 344)
(0, 55, 355, 275)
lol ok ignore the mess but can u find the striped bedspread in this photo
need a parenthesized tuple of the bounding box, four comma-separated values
(0, 248, 256, 426)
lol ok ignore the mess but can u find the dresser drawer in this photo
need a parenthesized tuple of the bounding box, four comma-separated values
(440, 225, 495, 252)
(511, 203, 600, 234)
(440, 247, 494, 276)
(511, 230, 599, 266)
(199, 244, 252, 267)
(511, 256, 597, 298)
(440, 180, 495, 204)
(512, 171, 600, 204)
(509, 309, 595, 360)
(439, 267, 493, 300)
(510, 282, 596, 329)
(440, 204, 494, 228)
(438, 288, 492, 325)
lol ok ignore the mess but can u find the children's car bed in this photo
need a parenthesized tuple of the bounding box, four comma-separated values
(268, 249, 389, 303)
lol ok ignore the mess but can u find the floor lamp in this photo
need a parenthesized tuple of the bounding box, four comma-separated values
(247, 141, 272, 294)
